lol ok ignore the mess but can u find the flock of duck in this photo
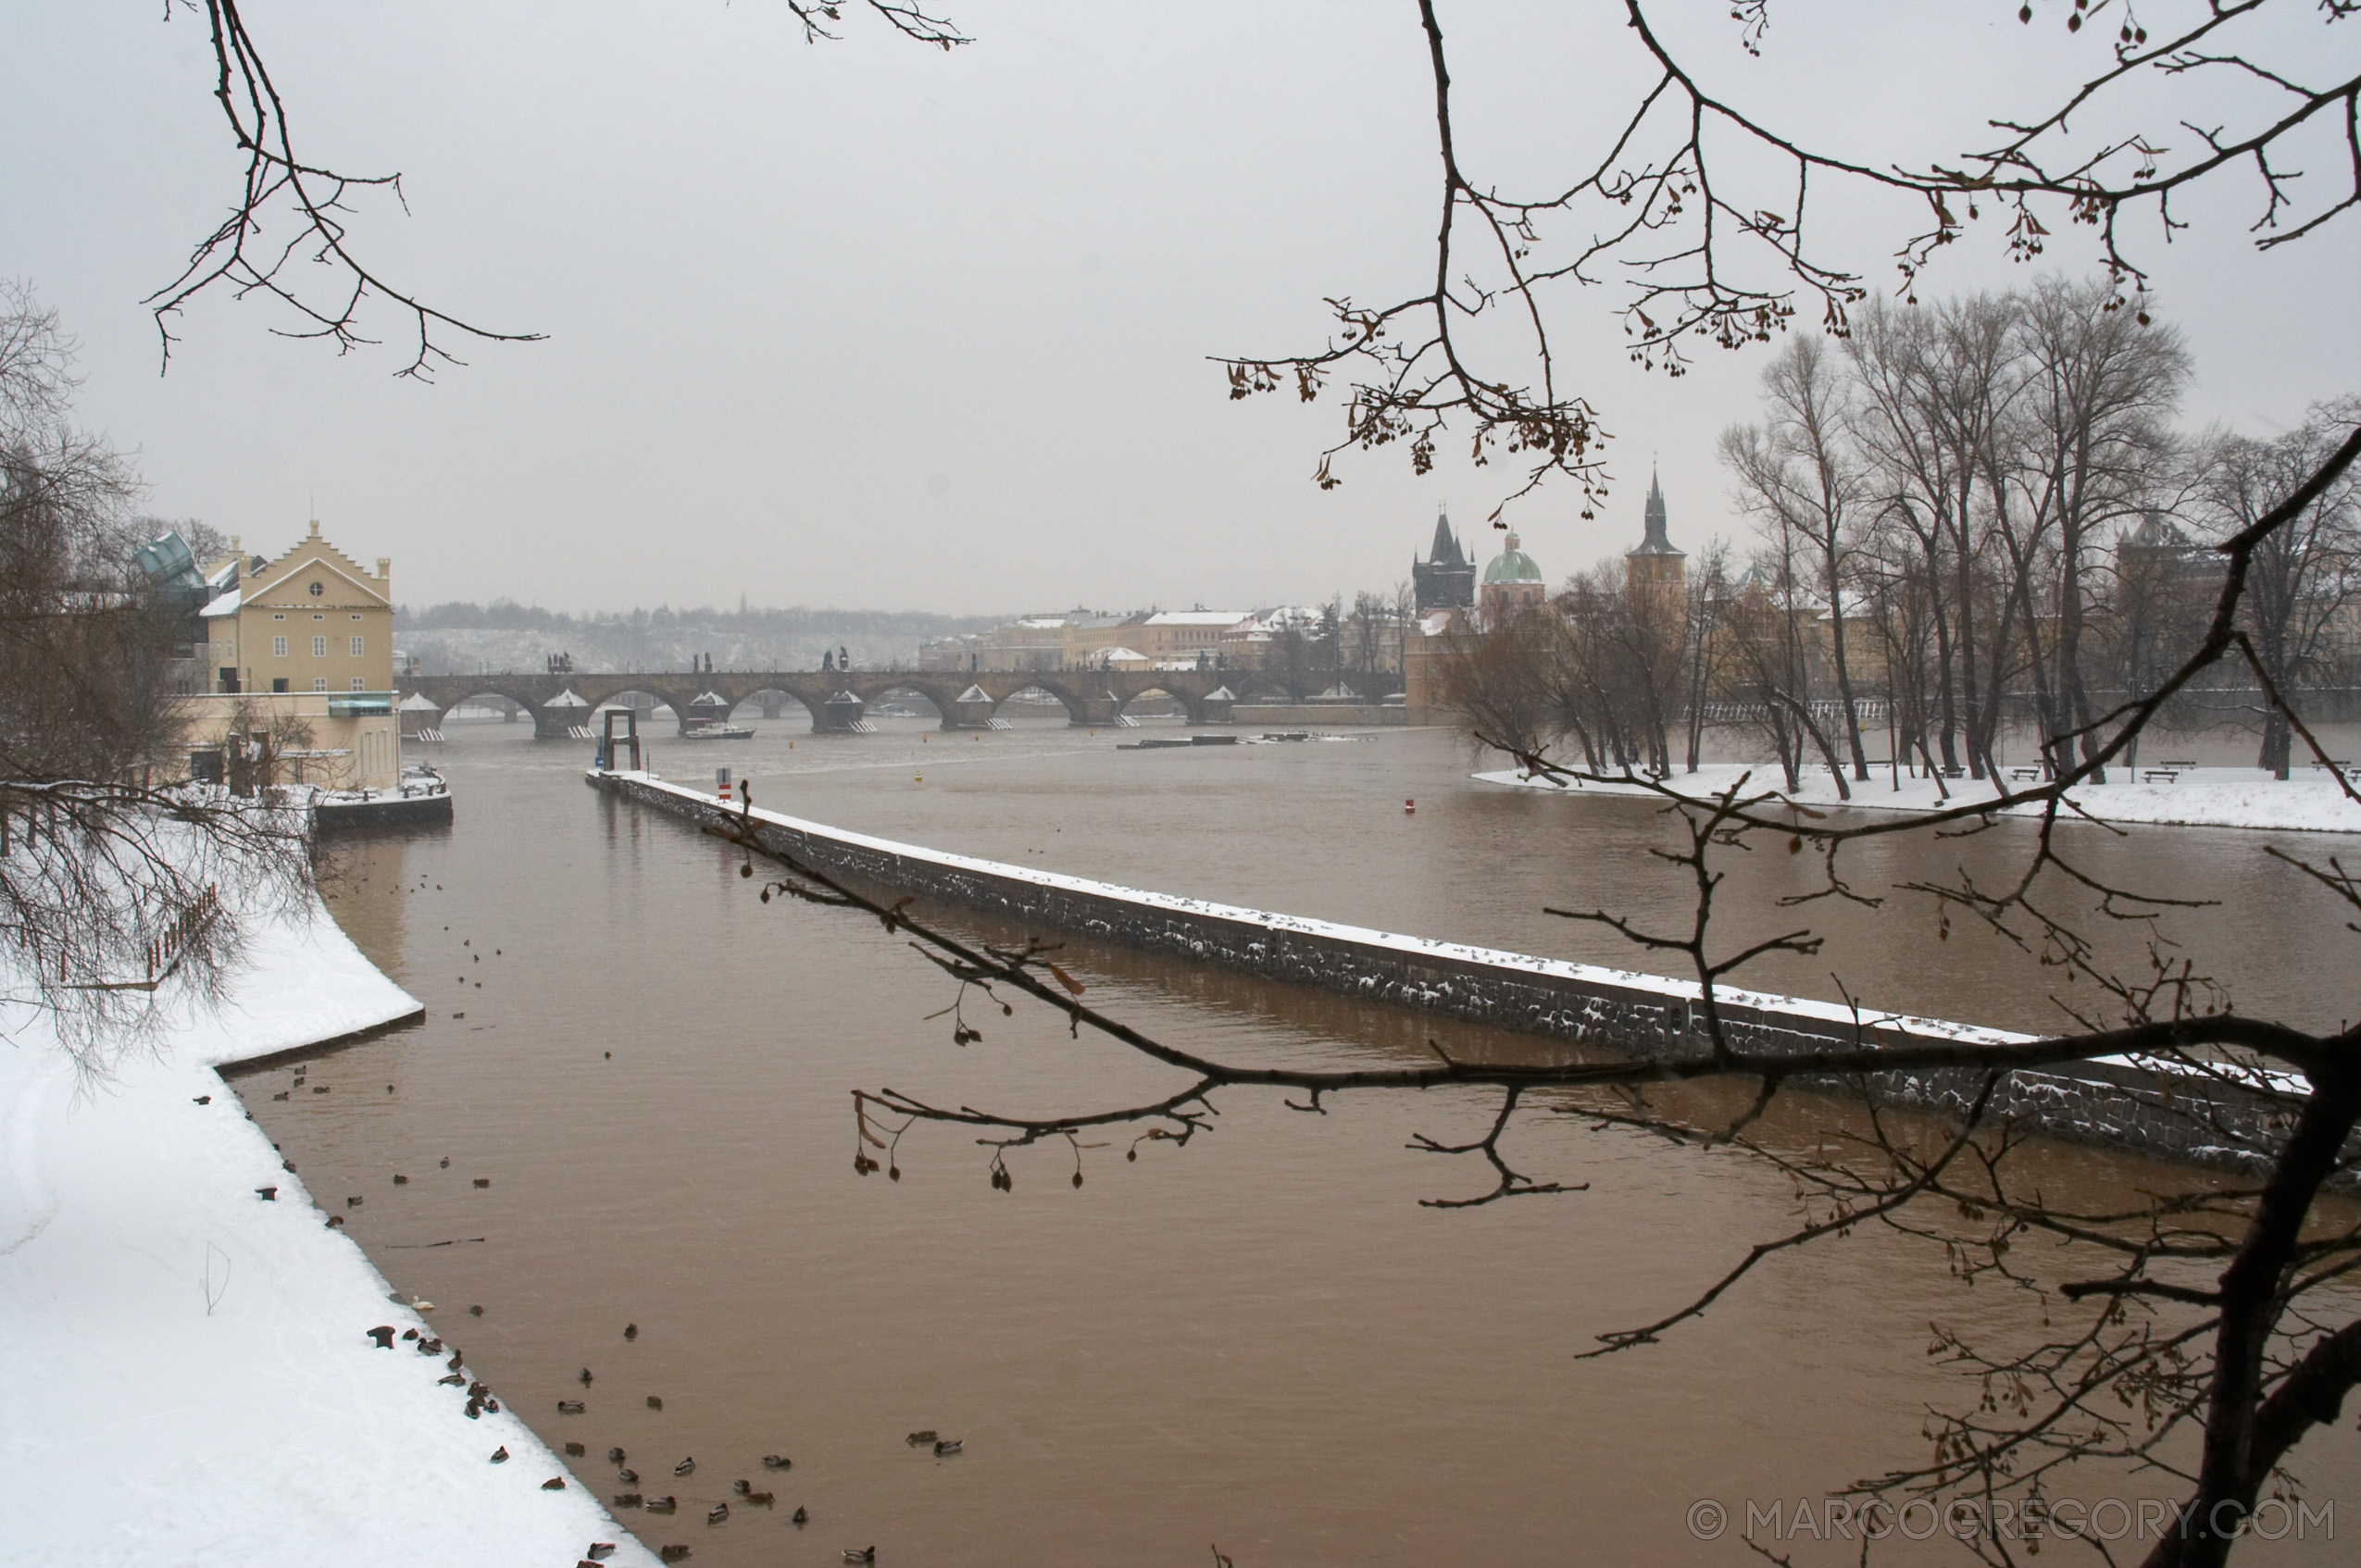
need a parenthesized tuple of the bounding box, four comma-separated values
(302, 880, 956, 1563)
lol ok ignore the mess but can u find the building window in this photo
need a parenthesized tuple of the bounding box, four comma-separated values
(272, 612, 285, 620)
(312, 636, 327, 657)
(352, 678, 366, 691)
(350, 636, 365, 656)
(272, 636, 288, 657)
(313, 678, 328, 691)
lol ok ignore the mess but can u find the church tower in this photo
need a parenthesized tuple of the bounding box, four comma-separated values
(1412, 505, 1477, 612)
(1625, 469, 1687, 590)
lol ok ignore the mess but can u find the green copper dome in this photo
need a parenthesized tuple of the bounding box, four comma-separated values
(1482, 532, 1544, 584)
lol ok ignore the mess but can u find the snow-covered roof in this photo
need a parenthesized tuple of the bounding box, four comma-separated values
(1143, 610, 1250, 627)
(200, 588, 241, 618)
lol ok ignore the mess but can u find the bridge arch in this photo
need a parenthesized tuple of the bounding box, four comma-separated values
(736, 687, 818, 727)
(1116, 684, 1205, 725)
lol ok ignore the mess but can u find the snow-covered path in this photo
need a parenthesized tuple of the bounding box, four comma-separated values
(0, 895, 662, 1567)
(1474, 762, 2361, 834)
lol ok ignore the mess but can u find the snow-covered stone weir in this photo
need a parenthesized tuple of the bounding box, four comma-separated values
(590, 768, 2323, 1183)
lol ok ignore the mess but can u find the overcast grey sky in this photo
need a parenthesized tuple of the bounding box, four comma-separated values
(9, 2, 2355, 615)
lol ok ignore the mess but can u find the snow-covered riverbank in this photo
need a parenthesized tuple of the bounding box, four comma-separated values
(0, 894, 661, 1567)
(1474, 763, 2361, 833)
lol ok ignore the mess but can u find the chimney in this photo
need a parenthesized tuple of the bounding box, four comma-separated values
(377, 557, 391, 587)
(229, 536, 242, 582)
(309, 518, 321, 539)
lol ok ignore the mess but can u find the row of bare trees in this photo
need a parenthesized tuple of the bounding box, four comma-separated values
(1445, 281, 2359, 791)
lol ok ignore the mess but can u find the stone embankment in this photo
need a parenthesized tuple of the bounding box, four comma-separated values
(589, 769, 2331, 1185)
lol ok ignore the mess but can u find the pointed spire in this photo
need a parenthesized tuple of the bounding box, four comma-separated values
(1631, 466, 1682, 556)
(1429, 504, 1462, 566)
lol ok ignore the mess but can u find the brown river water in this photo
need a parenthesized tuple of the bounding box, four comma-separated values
(230, 710, 2360, 1564)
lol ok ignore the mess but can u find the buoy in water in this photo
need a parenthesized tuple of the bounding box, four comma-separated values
(1405, 799, 1416, 815)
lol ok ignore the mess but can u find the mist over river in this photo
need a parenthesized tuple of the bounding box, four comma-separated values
(232, 711, 2360, 1564)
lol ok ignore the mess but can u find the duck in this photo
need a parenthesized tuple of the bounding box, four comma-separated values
(672, 1457, 695, 1476)
(564, 1442, 586, 1457)
(646, 1396, 664, 1411)
(933, 1438, 962, 1456)
(556, 1400, 586, 1414)
(644, 1496, 677, 1514)
(468, 1305, 484, 1317)
(346, 1196, 363, 1208)
(489, 1446, 508, 1463)
(791, 1506, 809, 1525)
(325, 1214, 345, 1228)
(606, 1447, 627, 1464)
(731, 1480, 751, 1497)
(743, 1491, 774, 1508)
(440, 1156, 450, 1168)
(472, 1177, 491, 1188)
(658, 1549, 690, 1565)
(540, 1477, 566, 1491)
(761, 1454, 791, 1470)
(255, 1186, 277, 1201)
(193, 1095, 210, 1104)
(366, 1325, 396, 1349)
(617, 1468, 639, 1486)
(393, 1174, 408, 1185)
(611, 1494, 643, 1510)
(579, 1367, 593, 1386)
(624, 1323, 639, 1341)
(843, 1549, 876, 1563)
(706, 1504, 729, 1525)
(586, 1548, 616, 1563)
(905, 1430, 938, 1446)
(271, 1091, 289, 1101)
(437, 1373, 466, 1388)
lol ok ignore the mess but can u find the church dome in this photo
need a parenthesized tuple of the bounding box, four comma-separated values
(1482, 532, 1543, 585)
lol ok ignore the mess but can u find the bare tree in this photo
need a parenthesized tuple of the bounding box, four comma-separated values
(0, 282, 312, 1073)
(2197, 402, 2361, 777)
(1722, 333, 1874, 780)
(1990, 276, 2192, 779)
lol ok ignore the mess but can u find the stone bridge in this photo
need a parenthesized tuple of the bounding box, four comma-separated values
(394, 668, 1290, 739)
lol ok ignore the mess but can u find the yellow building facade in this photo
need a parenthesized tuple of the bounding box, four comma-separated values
(178, 522, 401, 790)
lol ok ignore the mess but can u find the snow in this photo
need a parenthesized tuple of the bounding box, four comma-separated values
(198, 587, 241, 619)
(1473, 762, 2361, 835)
(0, 890, 662, 1567)
(395, 691, 442, 711)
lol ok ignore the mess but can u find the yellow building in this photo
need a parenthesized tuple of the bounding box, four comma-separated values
(201, 519, 394, 696)
(178, 522, 401, 790)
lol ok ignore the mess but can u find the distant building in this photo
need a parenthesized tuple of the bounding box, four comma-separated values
(1479, 532, 1547, 629)
(1412, 507, 1476, 612)
(1626, 469, 1687, 591)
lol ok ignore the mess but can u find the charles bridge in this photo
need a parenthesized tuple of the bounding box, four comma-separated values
(394, 667, 1294, 738)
